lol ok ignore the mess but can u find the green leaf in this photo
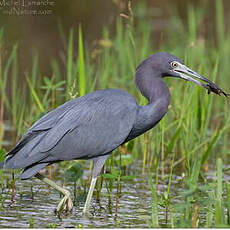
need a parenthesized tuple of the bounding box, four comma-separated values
(40, 86, 50, 90)
(55, 81, 66, 88)
(29, 217, 34, 228)
(126, 139, 135, 152)
(0, 149, 6, 162)
(201, 130, 220, 165)
(64, 163, 83, 182)
(165, 127, 181, 159)
(78, 24, 85, 96)
(0, 28, 4, 42)
(44, 77, 52, 86)
(66, 28, 74, 98)
(190, 156, 202, 186)
(214, 158, 225, 226)
(226, 182, 230, 224)
(103, 173, 117, 179)
(115, 154, 133, 167)
(120, 175, 135, 180)
(110, 167, 119, 177)
(26, 74, 45, 112)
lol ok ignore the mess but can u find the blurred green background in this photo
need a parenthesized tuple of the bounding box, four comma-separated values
(1, 0, 230, 81)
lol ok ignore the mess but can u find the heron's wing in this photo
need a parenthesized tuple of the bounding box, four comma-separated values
(29, 99, 77, 131)
(39, 90, 138, 160)
(6, 89, 138, 168)
(6, 99, 77, 156)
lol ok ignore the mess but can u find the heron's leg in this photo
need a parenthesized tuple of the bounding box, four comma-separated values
(82, 177, 97, 214)
(35, 173, 73, 212)
(83, 154, 109, 214)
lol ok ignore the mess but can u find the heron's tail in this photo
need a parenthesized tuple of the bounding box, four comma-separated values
(0, 161, 4, 169)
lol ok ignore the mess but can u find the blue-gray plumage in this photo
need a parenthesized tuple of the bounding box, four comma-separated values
(6, 89, 137, 178)
(2, 52, 225, 214)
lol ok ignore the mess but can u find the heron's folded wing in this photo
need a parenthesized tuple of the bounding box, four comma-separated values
(7, 99, 78, 156)
(38, 92, 138, 158)
(7, 89, 138, 166)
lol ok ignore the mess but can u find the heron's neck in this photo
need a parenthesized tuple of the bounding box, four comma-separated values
(126, 67, 170, 140)
(135, 67, 170, 104)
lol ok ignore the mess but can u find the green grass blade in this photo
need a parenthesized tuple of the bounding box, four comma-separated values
(147, 164, 159, 227)
(201, 130, 220, 165)
(0, 28, 4, 42)
(190, 156, 202, 186)
(1, 43, 18, 111)
(165, 126, 181, 159)
(214, 158, 225, 226)
(26, 74, 45, 112)
(66, 28, 74, 98)
(78, 24, 85, 96)
(226, 182, 230, 225)
(215, 0, 224, 49)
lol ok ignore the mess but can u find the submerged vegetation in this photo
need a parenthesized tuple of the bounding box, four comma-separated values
(0, 1, 230, 228)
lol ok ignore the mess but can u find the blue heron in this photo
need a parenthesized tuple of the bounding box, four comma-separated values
(1, 52, 227, 214)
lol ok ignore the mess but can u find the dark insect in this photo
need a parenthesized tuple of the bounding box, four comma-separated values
(206, 83, 229, 97)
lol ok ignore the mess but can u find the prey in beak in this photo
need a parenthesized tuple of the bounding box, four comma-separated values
(170, 61, 229, 98)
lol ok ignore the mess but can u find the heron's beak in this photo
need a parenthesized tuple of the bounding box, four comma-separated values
(172, 63, 229, 97)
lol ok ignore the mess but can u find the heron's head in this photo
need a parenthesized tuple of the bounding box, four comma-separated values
(144, 52, 228, 97)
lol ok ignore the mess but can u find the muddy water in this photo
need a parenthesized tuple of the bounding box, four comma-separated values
(0, 159, 229, 228)
(0, 160, 181, 228)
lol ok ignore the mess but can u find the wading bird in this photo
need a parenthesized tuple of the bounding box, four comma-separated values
(1, 52, 228, 214)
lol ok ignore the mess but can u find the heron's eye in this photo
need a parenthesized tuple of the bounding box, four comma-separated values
(171, 61, 178, 68)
